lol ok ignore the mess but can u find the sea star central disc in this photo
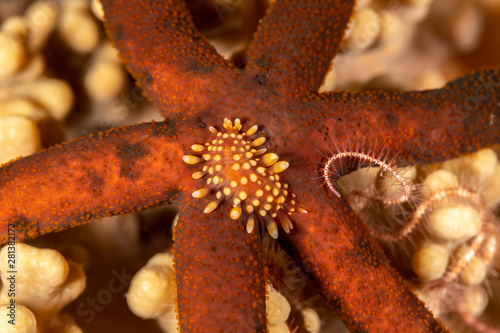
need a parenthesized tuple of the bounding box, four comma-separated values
(183, 118, 306, 238)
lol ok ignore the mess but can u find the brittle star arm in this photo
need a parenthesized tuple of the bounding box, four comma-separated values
(0, 121, 185, 243)
(305, 68, 500, 165)
(245, 0, 355, 95)
(101, 0, 239, 118)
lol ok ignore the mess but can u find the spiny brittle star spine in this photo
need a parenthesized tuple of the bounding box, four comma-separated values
(322, 145, 422, 242)
(323, 150, 413, 205)
(376, 187, 484, 242)
(183, 118, 306, 239)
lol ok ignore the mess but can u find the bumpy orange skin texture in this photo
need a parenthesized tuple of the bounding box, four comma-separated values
(0, 0, 498, 331)
(246, 0, 354, 94)
(101, 0, 499, 331)
(0, 122, 184, 242)
(282, 161, 442, 331)
(304, 70, 500, 164)
(175, 200, 267, 332)
(282, 200, 444, 332)
(103, 0, 239, 118)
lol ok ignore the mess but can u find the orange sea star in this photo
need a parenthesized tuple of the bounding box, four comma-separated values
(0, 0, 499, 332)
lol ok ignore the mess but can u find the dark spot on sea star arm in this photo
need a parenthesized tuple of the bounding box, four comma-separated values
(10, 216, 39, 238)
(0, 122, 188, 244)
(85, 172, 105, 198)
(114, 23, 123, 41)
(245, 0, 355, 95)
(153, 117, 178, 137)
(352, 238, 384, 268)
(116, 141, 150, 180)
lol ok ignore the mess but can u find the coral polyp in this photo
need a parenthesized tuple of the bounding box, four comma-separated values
(183, 118, 305, 239)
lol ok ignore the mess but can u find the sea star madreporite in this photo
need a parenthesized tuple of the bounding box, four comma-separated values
(0, 0, 499, 332)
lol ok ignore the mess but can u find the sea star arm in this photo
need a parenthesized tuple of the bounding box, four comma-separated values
(0, 121, 186, 244)
(101, 0, 239, 118)
(280, 187, 447, 332)
(233, 118, 450, 332)
(174, 198, 267, 332)
(266, 69, 499, 332)
(305, 68, 500, 164)
(245, 0, 355, 95)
